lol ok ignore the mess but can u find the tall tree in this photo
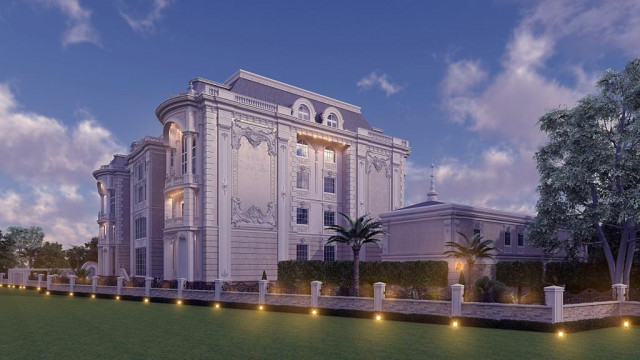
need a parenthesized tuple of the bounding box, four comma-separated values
(84, 237, 98, 262)
(5, 226, 44, 268)
(444, 232, 498, 285)
(528, 59, 640, 286)
(33, 242, 68, 269)
(326, 213, 385, 297)
(66, 245, 88, 270)
(0, 230, 18, 272)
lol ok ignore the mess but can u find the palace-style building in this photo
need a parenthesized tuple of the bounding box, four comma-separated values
(93, 70, 410, 281)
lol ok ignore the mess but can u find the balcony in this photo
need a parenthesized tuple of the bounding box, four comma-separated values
(97, 212, 114, 222)
(165, 173, 199, 188)
(165, 217, 184, 228)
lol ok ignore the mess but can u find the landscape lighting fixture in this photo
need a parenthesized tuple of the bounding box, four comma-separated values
(311, 309, 317, 316)
(259, 305, 264, 310)
(91, 294, 96, 299)
(452, 320, 459, 328)
(624, 320, 630, 328)
(144, 298, 149, 303)
(116, 296, 120, 300)
(215, 303, 220, 308)
(177, 300, 182, 305)
(375, 314, 382, 321)
(557, 331, 565, 338)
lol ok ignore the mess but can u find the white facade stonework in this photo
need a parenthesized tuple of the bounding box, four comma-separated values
(94, 70, 410, 281)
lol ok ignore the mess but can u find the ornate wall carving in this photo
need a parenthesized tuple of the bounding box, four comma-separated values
(231, 122, 277, 156)
(231, 197, 276, 228)
(365, 152, 391, 178)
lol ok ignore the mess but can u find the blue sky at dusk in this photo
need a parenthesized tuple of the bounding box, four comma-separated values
(0, 0, 638, 246)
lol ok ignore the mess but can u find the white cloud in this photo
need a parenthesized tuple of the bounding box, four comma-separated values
(36, 0, 101, 47)
(357, 71, 403, 96)
(0, 83, 125, 246)
(426, 0, 640, 214)
(119, 0, 172, 34)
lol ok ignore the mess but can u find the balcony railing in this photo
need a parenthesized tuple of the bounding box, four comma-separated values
(165, 173, 199, 188)
(165, 217, 184, 228)
(97, 212, 114, 222)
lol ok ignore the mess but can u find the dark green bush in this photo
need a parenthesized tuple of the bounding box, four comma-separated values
(496, 261, 543, 288)
(277, 260, 448, 288)
(545, 261, 611, 292)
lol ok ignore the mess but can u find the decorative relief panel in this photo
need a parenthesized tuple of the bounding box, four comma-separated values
(231, 122, 277, 156)
(231, 197, 276, 228)
(365, 152, 391, 178)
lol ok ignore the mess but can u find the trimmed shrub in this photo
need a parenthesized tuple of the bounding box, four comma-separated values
(277, 260, 448, 290)
(496, 261, 543, 302)
(545, 262, 610, 292)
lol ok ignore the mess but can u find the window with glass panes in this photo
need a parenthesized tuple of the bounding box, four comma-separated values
(296, 244, 308, 260)
(324, 211, 335, 226)
(298, 105, 310, 120)
(181, 136, 188, 174)
(135, 217, 146, 239)
(296, 170, 309, 189)
(324, 147, 335, 163)
(296, 140, 308, 157)
(324, 177, 335, 193)
(504, 231, 511, 246)
(296, 208, 308, 224)
(135, 247, 146, 276)
(109, 190, 116, 214)
(191, 138, 196, 174)
(323, 245, 335, 262)
(327, 113, 338, 128)
(518, 233, 524, 247)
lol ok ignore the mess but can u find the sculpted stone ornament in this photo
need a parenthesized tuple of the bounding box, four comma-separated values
(366, 153, 391, 178)
(231, 197, 276, 228)
(231, 123, 277, 156)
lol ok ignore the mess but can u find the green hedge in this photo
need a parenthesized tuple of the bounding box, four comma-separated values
(545, 262, 610, 292)
(277, 260, 448, 288)
(496, 261, 543, 288)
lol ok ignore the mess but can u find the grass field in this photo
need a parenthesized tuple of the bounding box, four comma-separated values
(1, 287, 639, 359)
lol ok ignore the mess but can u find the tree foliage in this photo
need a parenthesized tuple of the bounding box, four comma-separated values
(0, 230, 18, 272)
(33, 241, 68, 269)
(528, 59, 640, 286)
(4, 226, 44, 268)
(444, 232, 498, 284)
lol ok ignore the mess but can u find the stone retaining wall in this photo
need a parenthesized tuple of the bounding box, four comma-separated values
(563, 301, 620, 322)
(622, 301, 640, 316)
(318, 296, 374, 311)
(462, 302, 552, 322)
(382, 298, 450, 316)
(265, 293, 310, 307)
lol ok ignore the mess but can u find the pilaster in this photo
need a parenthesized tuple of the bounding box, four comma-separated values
(218, 109, 233, 280)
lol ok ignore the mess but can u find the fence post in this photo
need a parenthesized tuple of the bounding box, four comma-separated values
(258, 280, 268, 304)
(37, 274, 43, 288)
(215, 279, 223, 302)
(310, 281, 322, 308)
(0, 273, 4, 285)
(177, 278, 185, 298)
(117, 276, 124, 296)
(92, 276, 98, 293)
(69, 275, 76, 294)
(145, 277, 153, 297)
(373, 282, 386, 312)
(46, 274, 54, 291)
(544, 285, 564, 323)
(451, 284, 464, 317)
(612, 283, 628, 316)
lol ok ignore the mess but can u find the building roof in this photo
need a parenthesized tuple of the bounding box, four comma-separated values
(225, 73, 372, 132)
(399, 200, 445, 210)
(110, 155, 128, 167)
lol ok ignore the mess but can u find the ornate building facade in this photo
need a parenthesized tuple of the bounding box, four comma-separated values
(94, 70, 410, 281)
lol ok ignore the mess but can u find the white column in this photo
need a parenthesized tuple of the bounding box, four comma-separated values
(258, 280, 268, 304)
(178, 278, 186, 298)
(69, 275, 76, 293)
(277, 125, 290, 261)
(310, 281, 322, 308)
(187, 234, 195, 281)
(46, 275, 54, 291)
(612, 283, 627, 302)
(544, 285, 564, 323)
(0, 273, 4, 285)
(100, 195, 105, 215)
(92, 276, 98, 293)
(373, 282, 386, 312)
(145, 277, 153, 297)
(215, 279, 223, 301)
(451, 284, 464, 317)
(117, 276, 123, 296)
(217, 111, 233, 280)
(37, 274, 43, 288)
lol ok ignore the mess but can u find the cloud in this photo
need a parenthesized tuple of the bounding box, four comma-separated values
(35, 0, 101, 47)
(357, 71, 403, 96)
(422, 0, 640, 214)
(119, 0, 172, 34)
(0, 83, 125, 246)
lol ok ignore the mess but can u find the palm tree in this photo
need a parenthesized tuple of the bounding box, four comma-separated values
(326, 213, 385, 297)
(73, 268, 90, 281)
(444, 232, 498, 286)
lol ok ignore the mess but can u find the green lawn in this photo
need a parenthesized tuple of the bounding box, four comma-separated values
(0, 288, 638, 359)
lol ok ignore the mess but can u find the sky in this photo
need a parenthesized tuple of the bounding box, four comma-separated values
(0, 0, 639, 247)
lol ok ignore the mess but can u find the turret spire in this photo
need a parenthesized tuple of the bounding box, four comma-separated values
(427, 163, 438, 201)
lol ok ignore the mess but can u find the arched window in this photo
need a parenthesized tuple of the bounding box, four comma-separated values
(298, 105, 310, 120)
(296, 139, 309, 158)
(327, 113, 338, 128)
(324, 147, 335, 163)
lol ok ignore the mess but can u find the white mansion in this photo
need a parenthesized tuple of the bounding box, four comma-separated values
(94, 70, 410, 282)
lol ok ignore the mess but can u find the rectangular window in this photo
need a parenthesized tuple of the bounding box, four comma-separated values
(518, 233, 524, 247)
(181, 136, 188, 175)
(135, 217, 147, 239)
(296, 208, 308, 225)
(135, 247, 146, 276)
(296, 244, 308, 260)
(137, 163, 143, 180)
(137, 185, 145, 204)
(323, 211, 335, 227)
(296, 171, 309, 190)
(473, 229, 481, 236)
(191, 139, 196, 174)
(323, 177, 335, 194)
(323, 245, 336, 262)
(109, 190, 116, 215)
(504, 232, 511, 246)
(170, 149, 175, 167)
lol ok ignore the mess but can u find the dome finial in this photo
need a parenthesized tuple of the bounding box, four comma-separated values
(427, 163, 438, 201)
